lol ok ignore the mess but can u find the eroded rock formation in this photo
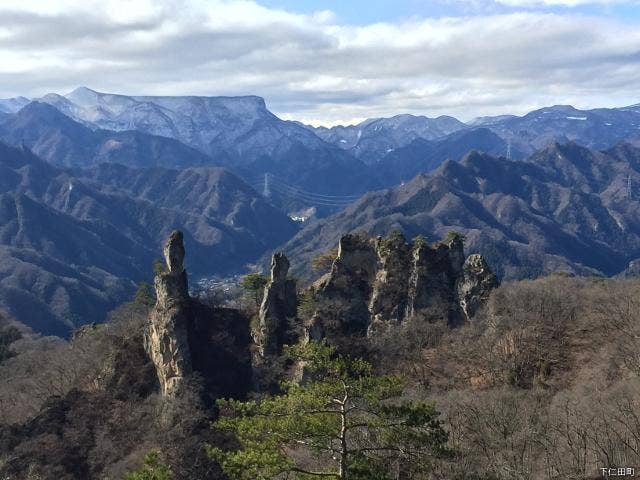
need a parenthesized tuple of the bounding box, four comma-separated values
(306, 232, 498, 341)
(146, 231, 192, 396)
(255, 252, 297, 356)
(457, 254, 500, 319)
(307, 234, 379, 340)
(145, 230, 252, 399)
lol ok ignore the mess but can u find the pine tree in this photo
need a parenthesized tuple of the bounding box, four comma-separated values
(209, 342, 450, 479)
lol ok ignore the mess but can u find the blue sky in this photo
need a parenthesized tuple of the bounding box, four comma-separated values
(0, 0, 639, 125)
(260, 0, 475, 23)
(260, 0, 640, 23)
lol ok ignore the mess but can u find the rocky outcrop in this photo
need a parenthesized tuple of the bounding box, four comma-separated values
(457, 254, 500, 320)
(306, 232, 498, 341)
(145, 230, 252, 399)
(146, 231, 192, 396)
(308, 234, 379, 340)
(368, 233, 412, 333)
(255, 252, 297, 356)
(406, 235, 465, 322)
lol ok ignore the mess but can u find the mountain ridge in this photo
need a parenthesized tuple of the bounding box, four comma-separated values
(278, 142, 640, 281)
(0, 142, 297, 335)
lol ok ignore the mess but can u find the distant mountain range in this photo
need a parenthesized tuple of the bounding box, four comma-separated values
(0, 142, 296, 335)
(314, 104, 640, 161)
(2, 87, 640, 335)
(37, 88, 378, 199)
(281, 142, 640, 281)
(308, 114, 467, 164)
(477, 104, 640, 155)
(2, 88, 640, 214)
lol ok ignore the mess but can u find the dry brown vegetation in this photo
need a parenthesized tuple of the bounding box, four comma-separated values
(2, 275, 640, 479)
(0, 303, 227, 480)
(369, 275, 640, 479)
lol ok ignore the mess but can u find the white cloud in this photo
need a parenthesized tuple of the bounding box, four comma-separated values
(0, 0, 639, 125)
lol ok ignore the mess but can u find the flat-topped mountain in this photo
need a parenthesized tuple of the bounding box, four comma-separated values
(0, 101, 212, 169)
(38, 88, 379, 199)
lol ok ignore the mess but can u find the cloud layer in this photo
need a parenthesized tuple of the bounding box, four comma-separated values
(0, 0, 639, 125)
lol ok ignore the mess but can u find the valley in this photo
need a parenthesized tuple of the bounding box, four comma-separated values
(3, 0, 640, 477)
(2, 88, 640, 334)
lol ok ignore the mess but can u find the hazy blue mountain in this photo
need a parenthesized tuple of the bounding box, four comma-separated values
(0, 96, 30, 113)
(279, 142, 640, 281)
(310, 104, 640, 167)
(24, 87, 640, 214)
(375, 127, 513, 186)
(0, 142, 297, 335)
(310, 114, 467, 164)
(468, 114, 519, 126)
(478, 104, 640, 155)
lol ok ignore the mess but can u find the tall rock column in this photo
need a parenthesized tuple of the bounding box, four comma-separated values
(145, 230, 193, 396)
(255, 252, 297, 357)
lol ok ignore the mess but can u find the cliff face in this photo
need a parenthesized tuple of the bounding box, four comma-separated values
(254, 252, 297, 357)
(307, 232, 498, 341)
(146, 231, 192, 396)
(457, 254, 499, 319)
(145, 230, 496, 395)
(308, 234, 379, 340)
(145, 231, 252, 399)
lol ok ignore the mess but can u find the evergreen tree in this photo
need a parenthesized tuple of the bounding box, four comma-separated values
(209, 342, 450, 479)
(241, 272, 269, 309)
(124, 451, 172, 480)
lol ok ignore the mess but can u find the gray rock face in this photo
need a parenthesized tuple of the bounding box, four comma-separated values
(255, 252, 297, 356)
(146, 230, 192, 396)
(146, 230, 253, 398)
(307, 233, 498, 341)
(407, 238, 463, 321)
(457, 254, 500, 320)
(309, 234, 379, 339)
(163, 230, 185, 274)
(369, 233, 411, 331)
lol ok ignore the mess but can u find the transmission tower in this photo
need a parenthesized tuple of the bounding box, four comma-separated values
(263, 172, 271, 198)
(507, 139, 512, 160)
(628, 174, 633, 199)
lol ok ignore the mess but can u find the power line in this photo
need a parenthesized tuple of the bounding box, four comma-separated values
(245, 173, 362, 206)
(251, 182, 357, 206)
(244, 173, 361, 200)
(248, 181, 357, 206)
(267, 181, 358, 202)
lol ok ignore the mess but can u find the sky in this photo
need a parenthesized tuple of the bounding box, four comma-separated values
(0, 0, 639, 126)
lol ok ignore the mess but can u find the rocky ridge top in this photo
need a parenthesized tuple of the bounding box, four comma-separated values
(146, 230, 497, 396)
(305, 232, 498, 344)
